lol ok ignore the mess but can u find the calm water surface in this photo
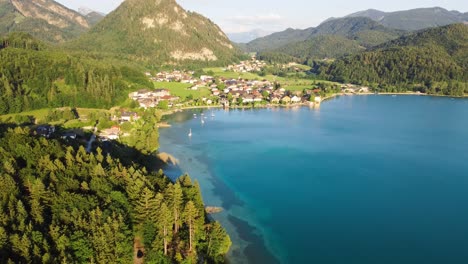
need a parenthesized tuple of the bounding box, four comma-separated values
(160, 95, 468, 264)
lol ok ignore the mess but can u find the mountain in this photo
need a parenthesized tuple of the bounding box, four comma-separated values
(78, 6, 105, 26)
(228, 29, 273, 43)
(346, 9, 387, 21)
(346, 7, 468, 31)
(309, 17, 402, 47)
(272, 35, 365, 61)
(243, 27, 315, 52)
(67, 0, 239, 66)
(84, 11, 105, 26)
(0, 0, 90, 42)
(316, 24, 468, 95)
(246, 17, 402, 53)
(249, 17, 402, 62)
(0, 32, 153, 114)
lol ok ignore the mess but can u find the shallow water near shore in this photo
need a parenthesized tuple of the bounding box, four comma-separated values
(160, 95, 468, 263)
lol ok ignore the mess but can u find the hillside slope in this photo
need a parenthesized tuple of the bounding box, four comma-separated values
(0, 0, 89, 42)
(67, 0, 239, 66)
(246, 17, 402, 54)
(316, 24, 468, 95)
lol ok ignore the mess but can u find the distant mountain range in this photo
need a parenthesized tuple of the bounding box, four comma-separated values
(0, 1, 466, 66)
(345, 7, 468, 31)
(77, 6, 105, 26)
(227, 29, 273, 43)
(245, 7, 467, 61)
(246, 17, 403, 56)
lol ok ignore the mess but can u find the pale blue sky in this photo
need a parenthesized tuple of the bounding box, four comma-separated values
(57, 0, 467, 33)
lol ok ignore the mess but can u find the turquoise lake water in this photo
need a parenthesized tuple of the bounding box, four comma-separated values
(160, 95, 468, 264)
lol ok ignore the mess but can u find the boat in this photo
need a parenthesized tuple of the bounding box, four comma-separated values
(188, 128, 192, 137)
(211, 111, 215, 117)
(193, 113, 197, 119)
(201, 119, 205, 124)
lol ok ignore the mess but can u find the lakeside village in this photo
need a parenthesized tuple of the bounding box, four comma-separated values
(130, 59, 370, 110)
(21, 58, 372, 144)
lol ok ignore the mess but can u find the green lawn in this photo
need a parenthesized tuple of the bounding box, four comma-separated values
(203, 68, 342, 90)
(0, 107, 110, 126)
(0, 109, 50, 123)
(153, 81, 211, 99)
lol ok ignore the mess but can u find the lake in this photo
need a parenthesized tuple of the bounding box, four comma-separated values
(160, 95, 468, 264)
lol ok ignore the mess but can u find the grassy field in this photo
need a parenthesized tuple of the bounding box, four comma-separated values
(0, 109, 51, 123)
(203, 67, 341, 91)
(0, 108, 110, 126)
(153, 81, 211, 99)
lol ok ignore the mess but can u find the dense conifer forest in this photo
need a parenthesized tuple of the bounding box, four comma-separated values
(0, 33, 152, 115)
(313, 24, 468, 94)
(0, 124, 231, 263)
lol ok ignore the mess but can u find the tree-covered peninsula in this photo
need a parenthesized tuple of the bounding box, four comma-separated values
(0, 125, 231, 263)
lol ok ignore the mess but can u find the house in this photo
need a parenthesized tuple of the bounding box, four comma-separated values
(242, 95, 254, 103)
(206, 99, 213, 105)
(160, 95, 179, 102)
(270, 96, 280, 104)
(291, 96, 301, 103)
(314, 96, 322, 103)
(139, 99, 156, 109)
(36, 125, 55, 138)
(61, 132, 77, 140)
(153, 89, 171, 97)
(100, 126, 120, 141)
(200, 75, 214, 82)
(121, 112, 139, 122)
(253, 96, 263, 102)
(129, 89, 151, 99)
(220, 98, 230, 107)
(281, 96, 291, 104)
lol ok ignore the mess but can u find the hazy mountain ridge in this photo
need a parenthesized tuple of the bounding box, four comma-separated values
(246, 17, 403, 53)
(0, 0, 90, 42)
(228, 29, 273, 43)
(244, 27, 315, 52)
(346, 7, 468, 31)
(252, 17, 403, 61)
(78, 6, 105, 26)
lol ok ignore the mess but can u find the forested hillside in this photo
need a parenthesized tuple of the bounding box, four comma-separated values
(271, 35, 365, 60)
(0, 125, 231, 263)
(0, 33, 151, 115)
(249, 17, 402, 62)
(315, 24, 468, 95)
(66, 0, 240, 67)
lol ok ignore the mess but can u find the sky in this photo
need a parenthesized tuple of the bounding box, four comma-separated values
(57, 0, 468, 33)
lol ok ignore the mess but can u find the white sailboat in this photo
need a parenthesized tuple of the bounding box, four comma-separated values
(188, 128, 192, 137)
(201, 118, 205, 124)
